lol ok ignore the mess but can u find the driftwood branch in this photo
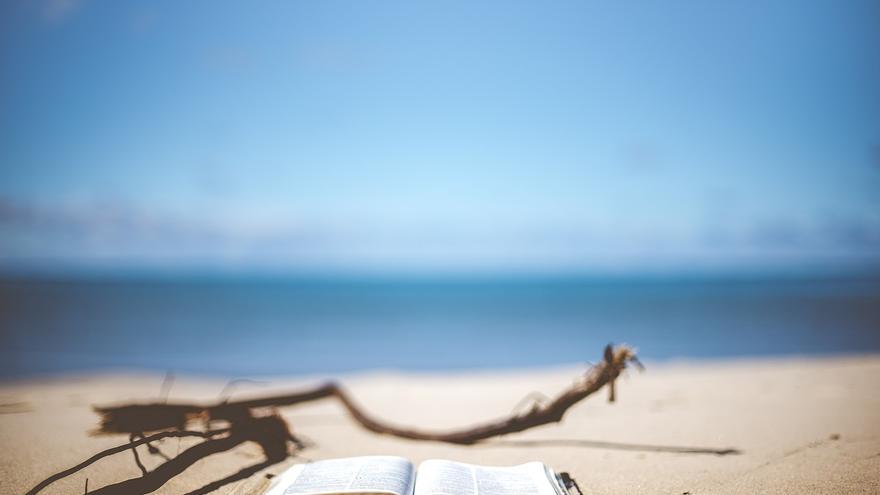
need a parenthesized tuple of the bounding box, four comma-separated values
(29, 344, 640, 495)
(96, 344, 639, 445)
(285, 344, 639, 444)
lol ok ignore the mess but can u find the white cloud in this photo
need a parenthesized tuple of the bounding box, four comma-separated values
(1, 196, 879, 274)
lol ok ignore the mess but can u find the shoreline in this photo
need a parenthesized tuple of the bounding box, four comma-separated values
(3, 350, 880, 384)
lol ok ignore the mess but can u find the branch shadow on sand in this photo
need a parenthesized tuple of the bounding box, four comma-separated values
(26, 415, 297, 495)
(81, 435, 280, 495)
(481, 438, 741, 456)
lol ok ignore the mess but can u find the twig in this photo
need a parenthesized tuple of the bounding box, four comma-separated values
(511, 392, 550, 414)
(159, 372, 175, 403)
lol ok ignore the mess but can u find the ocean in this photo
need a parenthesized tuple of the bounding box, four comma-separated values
(1, 274, 879, 377)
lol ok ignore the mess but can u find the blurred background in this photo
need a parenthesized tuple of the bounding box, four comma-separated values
(1, 0, 878, 377)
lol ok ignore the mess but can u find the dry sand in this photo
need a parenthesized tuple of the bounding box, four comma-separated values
(2, 355, 879, 494)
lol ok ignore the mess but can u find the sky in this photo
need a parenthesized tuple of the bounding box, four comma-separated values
(1, 0, 879, 275)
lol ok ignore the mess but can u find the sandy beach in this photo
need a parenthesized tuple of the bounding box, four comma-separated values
(4, 2, 879, 494)
(2, 355, 879, 495)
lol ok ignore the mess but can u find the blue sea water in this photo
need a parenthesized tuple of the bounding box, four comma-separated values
(1, 275, 879, 377)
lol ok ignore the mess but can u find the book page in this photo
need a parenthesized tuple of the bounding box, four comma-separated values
(266, 456, 415, 495)
(414, 460, 559, 495)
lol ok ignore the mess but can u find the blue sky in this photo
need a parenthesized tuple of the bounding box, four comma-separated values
(1, 0, 879, 274)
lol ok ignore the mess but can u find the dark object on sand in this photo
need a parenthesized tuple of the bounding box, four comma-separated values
(96, 344, 640, 443)
(28, 344, 640, 495)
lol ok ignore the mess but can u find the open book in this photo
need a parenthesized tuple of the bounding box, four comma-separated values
(265, 456, 574, 495)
